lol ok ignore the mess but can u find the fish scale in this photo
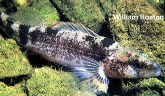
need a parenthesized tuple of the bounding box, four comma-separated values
(0, 11, 162, 95)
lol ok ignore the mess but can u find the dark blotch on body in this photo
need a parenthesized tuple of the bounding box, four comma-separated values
(30, 28, 59, 44)
(84, 35, 94, 41)
(6, 20, 15, 36)
(84, 35, 107, 61)
(30, 29, 41, 44)
(47, 27, 58, 36)
(19, 24, 30, 45)
(101, 38, 115, 47)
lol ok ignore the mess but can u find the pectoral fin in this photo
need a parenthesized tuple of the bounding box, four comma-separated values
(71, 57, 109, 95)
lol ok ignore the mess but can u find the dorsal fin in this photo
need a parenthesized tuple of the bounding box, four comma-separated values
(51, 22, 98, 37)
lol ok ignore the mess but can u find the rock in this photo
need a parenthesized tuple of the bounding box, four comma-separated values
(11, 0, 60, 26)
(0, 82, 26, 96)
(51, 0, 105, 33)
(13, 0, 27, 7)
(0, 39, 32, 78)
(123, 78, 165, 95)
(27, 67, 94, 96)
(139, 90, 160, 96)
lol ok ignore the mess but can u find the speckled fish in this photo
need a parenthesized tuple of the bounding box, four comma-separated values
(0, 11, 162, 95)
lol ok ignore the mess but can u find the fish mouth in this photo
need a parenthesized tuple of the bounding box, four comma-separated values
(153, 63, 162, 76)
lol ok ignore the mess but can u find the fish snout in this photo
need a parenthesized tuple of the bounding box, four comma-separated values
(153, 63, 162, 76)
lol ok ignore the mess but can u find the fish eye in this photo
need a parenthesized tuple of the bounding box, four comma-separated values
(134, 54, 138, 58)
(126, 52, 131, 57)
(132, 59, 144, 69)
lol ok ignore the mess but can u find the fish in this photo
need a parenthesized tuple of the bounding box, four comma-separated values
(0, 11, 162, 95)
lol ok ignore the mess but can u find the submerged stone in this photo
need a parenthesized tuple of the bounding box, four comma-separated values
(51, 0, 105, 33)
(0, 39, 32, 78)
(27, 67, 94, 96)
(13, 0, 27, 7)
(0, 82, 26, 96)
(11, 0, 60, 26)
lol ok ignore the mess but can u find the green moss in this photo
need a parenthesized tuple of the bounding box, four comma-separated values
(0, 39, 32, 78)
(147, 0, 163, 5)
(14, 0, 27, 7)
(11, 0, 60, 26)
(0, 35, 4, 41)
(27, 67, 93, 96)
(0, 7, 6, 13)
(123, 78, 165, 96)
(124, 78, 165, 90)
(140, 90, 160, 96)
(52, 0, 105, 33)
(0, 82, 26, 96)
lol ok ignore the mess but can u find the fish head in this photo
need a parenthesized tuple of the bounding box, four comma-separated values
(104, 47, 162, 78)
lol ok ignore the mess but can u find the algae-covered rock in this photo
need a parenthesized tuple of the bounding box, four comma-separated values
(139, 90, 160, 96)
(11, 0, 60, 26)
(124, 78, 165, 93)
(0, 39, 32, 78)
(52, 0, 105, 33)
(27, 67, 93, 96)
(14, 0, 27, 7)
(0, 82, 26, 96)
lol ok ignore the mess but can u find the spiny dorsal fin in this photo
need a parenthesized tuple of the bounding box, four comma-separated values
(71, 57, 109, 95)
(51, 22, 98, 37)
